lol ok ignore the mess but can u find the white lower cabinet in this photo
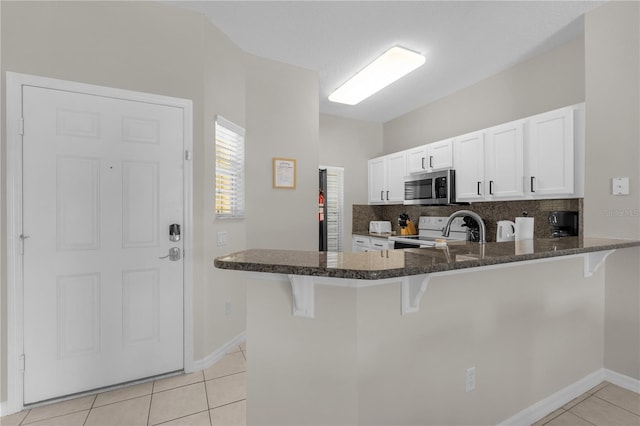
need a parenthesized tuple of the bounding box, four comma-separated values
(352, 235, 390, 252)
(352, 235, 370, 252)
(369, 237, 390, 251)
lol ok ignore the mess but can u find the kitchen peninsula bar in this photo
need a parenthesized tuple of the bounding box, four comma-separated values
(215, 237, 640, 425)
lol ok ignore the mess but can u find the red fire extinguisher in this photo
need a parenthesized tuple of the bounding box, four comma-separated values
(318, 190, 325, 222)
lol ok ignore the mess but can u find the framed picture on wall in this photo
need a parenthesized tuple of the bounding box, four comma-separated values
(273, 157, 296, 189)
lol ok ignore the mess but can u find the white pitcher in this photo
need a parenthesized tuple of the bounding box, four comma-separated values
(496, 220, 516, 242)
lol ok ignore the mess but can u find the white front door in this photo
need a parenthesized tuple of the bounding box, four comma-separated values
(22, 85, 185, 404)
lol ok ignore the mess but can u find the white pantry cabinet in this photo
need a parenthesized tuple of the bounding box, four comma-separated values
(525, 106, 575, 196)
(406, 138, 453, 174)
(368, 151, 406, 204)
(453, 131, 486, 201)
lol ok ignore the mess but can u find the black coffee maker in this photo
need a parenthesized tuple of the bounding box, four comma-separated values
(548, 211, 579, 238)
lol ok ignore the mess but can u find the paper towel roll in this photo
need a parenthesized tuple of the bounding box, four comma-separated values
(515, 217, 534, 241)
(515, 239, 534, 255)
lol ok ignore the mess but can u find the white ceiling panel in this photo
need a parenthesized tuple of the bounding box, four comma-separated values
(168, 1, 605, 123)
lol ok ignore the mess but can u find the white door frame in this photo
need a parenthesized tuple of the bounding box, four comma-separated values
(5, 72, 194, 414)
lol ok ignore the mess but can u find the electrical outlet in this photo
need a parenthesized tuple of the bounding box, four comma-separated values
(217, 231, 228, 246)
(465, 367, 476, 392)
(225, 301, 232, 316)
(612, 177, 630, 195)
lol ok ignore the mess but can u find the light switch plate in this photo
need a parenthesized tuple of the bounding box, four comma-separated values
(612, 177, 629, 195)
(217, 231, 228, 246)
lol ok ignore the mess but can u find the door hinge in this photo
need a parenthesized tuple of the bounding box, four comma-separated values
(19, 354, 25, 372)
(19, 234, 30, 255)
(18, 118, 24, 135)
(185, 150, 192, 161)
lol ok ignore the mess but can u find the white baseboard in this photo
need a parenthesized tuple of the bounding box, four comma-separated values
(499, 368, 640, 426)
(190, 331, 246, 372)
(605, 368, 640, 393)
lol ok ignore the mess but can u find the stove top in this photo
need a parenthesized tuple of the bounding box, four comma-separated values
(389, 216, 468, 247)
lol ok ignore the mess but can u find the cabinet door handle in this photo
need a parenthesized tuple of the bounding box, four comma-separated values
(421, 157, 425, 170)
(477, 181, 482, 196)
(386, 191, 389, 200)
(530, 176, 536, 192)
(381, 190, 384, 201)
(489, 180, 494, 195)
(429, 156, 434, 168)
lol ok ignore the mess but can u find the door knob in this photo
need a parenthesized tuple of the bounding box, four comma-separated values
(159, 247, 181, 261)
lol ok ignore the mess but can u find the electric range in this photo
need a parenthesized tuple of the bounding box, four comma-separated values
(389, 216, 468, 248)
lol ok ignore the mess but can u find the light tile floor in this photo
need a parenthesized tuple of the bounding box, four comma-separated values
(532, 381, 640, 426)
(1, 343, 247, 426)
(3, 341, 639, 426)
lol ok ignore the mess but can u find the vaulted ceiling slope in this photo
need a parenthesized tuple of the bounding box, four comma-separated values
(169, 1, 605, 123)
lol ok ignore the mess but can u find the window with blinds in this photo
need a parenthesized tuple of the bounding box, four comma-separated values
(215, 116, 245, 219)
(325, 166, 344, 252)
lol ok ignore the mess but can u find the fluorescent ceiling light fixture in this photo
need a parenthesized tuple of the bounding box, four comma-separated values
(328, 46, 426, 106)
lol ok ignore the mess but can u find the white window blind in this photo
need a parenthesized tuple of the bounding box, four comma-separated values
(325, 167, 344, 252)
(215, 116, 245, 219)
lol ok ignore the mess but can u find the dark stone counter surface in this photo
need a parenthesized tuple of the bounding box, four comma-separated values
(214, 237, 640, 280)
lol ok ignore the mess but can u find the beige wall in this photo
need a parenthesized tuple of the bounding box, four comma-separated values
(584, 1, 640, 380)
(200, 20, 248, 359)
(584, 1, 640, 240)
(246, 279, 359, 425)
(245, 57, 319, 251)
(319, 114, 383, 250)
(383, 37, 585, 154)
(246, 257, 605, 424)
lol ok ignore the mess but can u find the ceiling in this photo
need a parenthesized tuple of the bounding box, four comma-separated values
(168, 1, 605, 123)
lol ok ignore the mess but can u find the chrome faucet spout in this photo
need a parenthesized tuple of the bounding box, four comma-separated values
(442, 210, 487, 244)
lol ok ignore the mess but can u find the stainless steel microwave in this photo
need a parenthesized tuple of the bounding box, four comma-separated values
(404, 169, 456, 205)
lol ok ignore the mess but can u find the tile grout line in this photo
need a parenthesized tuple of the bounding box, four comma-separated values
(146, 380, 155, 426)
(590, 393, 640, 418)
(537, 407, 566, 425)
(151, 409, 211, 426)
(203, 370, 213, 426)
(566, 402, 601, 426)
(20, 394, 97, 426)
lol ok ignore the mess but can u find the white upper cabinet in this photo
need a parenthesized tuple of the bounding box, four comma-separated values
(428, 139, 454, 171)
(368, 104, 583, 205)
(368, 151, 407, 204)
(406, 145, 428, 174)
(525, 106, 574, 196)
(485, 120, 525, 199)
(406, 138, 453, 174)
(368, 156, 387, 203)
(453, 131, 486, 201)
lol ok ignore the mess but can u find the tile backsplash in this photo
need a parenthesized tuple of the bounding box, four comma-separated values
(353, 199, 582, 242)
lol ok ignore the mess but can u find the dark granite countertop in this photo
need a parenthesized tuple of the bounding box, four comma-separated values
(214, 237, 640, 280)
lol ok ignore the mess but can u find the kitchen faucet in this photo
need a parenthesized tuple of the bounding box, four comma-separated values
(442, 210, 486, 244)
